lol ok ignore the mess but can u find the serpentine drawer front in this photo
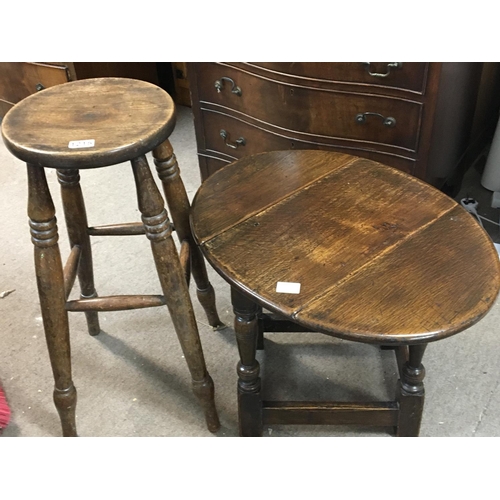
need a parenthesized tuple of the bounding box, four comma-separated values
(188, 62, 490, 185)
(239, 62, 429, 93)
(201, 108, 416, 174)
(197, 63, 421, 152)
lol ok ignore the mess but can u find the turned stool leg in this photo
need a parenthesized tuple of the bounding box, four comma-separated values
(57, 169, 100, 336)
(27, 164, 77, 437)
(153, 140, 224, 330)
(231, 288, 263, 437)
(397, 344, 427, 437)
(131, 155, 220, 432)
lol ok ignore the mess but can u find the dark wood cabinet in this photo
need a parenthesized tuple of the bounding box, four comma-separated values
(188, 62, 500, 187)
(0, 62, 159, 118)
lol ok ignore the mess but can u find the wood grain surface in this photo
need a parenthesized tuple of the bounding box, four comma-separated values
(191, 150, 500, 344)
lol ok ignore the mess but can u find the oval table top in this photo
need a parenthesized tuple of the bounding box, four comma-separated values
(1, 77, 176, 169)
(191, 150, 500, 345)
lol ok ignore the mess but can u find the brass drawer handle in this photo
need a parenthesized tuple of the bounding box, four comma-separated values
(355, 112, 396, 128)
(220, 129, 246, 149)
(214, 77, 242, 96)
(362, 62, 402, 78)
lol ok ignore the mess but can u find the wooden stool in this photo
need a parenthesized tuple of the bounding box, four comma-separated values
(1, 77, 223, 436)
(190, 150, 500, 437)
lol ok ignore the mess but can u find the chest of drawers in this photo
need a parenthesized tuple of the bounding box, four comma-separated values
(188, 62, 493, 187)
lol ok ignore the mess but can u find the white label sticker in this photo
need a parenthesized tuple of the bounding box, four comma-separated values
(276, 281, 301, 294)
(68, 139, 95, 149)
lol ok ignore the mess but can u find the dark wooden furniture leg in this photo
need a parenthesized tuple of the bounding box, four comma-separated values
(153, 140, 223, 330)
(27, 164, 77, 437)
(57, 169, 100, 336)
(397, 344, 427, 437)
(256, 307, 265, 350)
(131, 155, 220, 432)
(231, 288, 263, 436)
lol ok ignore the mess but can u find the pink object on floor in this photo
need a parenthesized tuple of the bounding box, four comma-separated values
(0, 384, 11, 432)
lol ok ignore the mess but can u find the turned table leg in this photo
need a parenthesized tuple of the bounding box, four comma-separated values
(57, 169, 100, 336)
(131, 155, 220, 432)
(397, 344, 427, 437)
(231, 288, 262, 437)
(28, 164, 77, 437)
(153, 140, 223, 330)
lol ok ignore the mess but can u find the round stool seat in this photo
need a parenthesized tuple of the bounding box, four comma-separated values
(191, 150, 500, 345)
(1, 77, 175, 169)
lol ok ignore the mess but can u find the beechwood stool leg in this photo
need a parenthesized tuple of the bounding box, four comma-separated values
(57, 169, 101, 336)
(131, 155, 220, 432)
(27, 164, 78, 437)
(152, 140, 224, 330)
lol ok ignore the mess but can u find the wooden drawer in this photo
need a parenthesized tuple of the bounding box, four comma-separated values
(0, 62, 69, 106)
(202, 109, 294, 157)
(199, 154, 232, 177)
(197, 64, 422, 152)
(199, 109, 415, 176)
(243, 62, 429, 94)
(199, 148, 415, 180)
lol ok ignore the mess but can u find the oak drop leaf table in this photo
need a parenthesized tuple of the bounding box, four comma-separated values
(190, 150, 500, 436)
